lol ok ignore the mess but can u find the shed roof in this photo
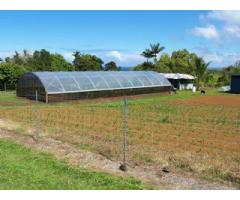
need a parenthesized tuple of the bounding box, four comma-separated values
(231, 73, 240, 76)
(160, 73, 195, 80)
(29, 71, 171, 94)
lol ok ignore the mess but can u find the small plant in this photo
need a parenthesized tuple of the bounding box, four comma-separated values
(161, 115, 171, 124)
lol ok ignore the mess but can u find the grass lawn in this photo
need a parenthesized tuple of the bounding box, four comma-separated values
(0, 139, 143, 189)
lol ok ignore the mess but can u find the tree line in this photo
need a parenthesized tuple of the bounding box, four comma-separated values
(134, 43, 240, 88)
(0, 50, 120, 89)
(0, 45, 240, 90)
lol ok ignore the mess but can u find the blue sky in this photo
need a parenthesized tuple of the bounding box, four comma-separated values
(0, 10, 240, 68)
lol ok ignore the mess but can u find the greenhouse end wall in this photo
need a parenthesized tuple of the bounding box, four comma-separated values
(16, 72, 46, 101)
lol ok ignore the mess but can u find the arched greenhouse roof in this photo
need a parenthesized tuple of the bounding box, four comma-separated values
(30, 71, 171, 94)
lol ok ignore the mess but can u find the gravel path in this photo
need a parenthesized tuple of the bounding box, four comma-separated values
(0, 129, 236, 190)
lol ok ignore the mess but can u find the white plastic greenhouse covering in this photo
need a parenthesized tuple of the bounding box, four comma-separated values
(33, 71, 171, 94)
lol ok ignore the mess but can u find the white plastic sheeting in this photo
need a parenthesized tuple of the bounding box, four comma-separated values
(32, 71, 171, 94)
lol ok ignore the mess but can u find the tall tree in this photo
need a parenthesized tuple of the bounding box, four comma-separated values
(13, 51, 24, 65)
(72, 51, 81, 66)
(218, 60, 240, 85)
(171, 49, 196, 74)
(0, 63, 26, 89)
(5, 57, 11, 63)
(50, 54, 73, 71)
(141, 43, 165, 63)
(234, 60, 240, 68)
(73, 52, 103, 71)
(149, 43, 165, 63)
(104, 61, 119, 71)
(29, 49, 52, 71)
(204, 70, 220, 87)
(193, 57, 210, 89)
(141, 49, 154, 63)
(134, 62, 155, 71)
(155, 53, 172, 72)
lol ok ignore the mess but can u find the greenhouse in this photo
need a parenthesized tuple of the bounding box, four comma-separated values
(17, 71, 172, 102)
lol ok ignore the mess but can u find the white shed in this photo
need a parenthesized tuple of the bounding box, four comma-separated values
(159, 73, 195, 90)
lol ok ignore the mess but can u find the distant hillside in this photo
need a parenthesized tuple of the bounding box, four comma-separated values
(120, 67, 134, 71)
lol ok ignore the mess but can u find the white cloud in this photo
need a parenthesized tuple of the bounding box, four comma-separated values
(206, 11, 240, 25)
(105, 50, 145, 66)
(62, 52, 74, 62)
(224, 25, 240, 38)
(201, 53, 223, 64)
(0, 51, 15, 60)
(191, 25, 219, 40)
(203, 52, 240, 67)
(193, 11, 240, 41)
(194, 46, 240, 67)
(106, 50, 122, 60)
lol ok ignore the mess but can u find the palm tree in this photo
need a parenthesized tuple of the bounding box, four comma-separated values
(141, 49, 154, 63)
(150, 43, 165, 63)
(73, 51, 81, 58)
(193, 57, 211, 90)
(141, 43, 165, 63)
(73, 51, 81, 66)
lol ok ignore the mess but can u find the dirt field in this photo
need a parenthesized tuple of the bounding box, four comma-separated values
(0, 91, 239, 188)
(175, 95, 240, 106)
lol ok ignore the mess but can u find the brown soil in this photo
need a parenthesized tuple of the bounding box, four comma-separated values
(0, 128, 236, 190)
(175, 95, 240, 106)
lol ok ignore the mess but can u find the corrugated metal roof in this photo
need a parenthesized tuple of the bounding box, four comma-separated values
(160, 73, 195, 80)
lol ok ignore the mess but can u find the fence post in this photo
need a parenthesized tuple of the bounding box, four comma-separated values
(4, 82, 6, 92)
(35, 90, 40, 143)
(120, 96, 128, 171)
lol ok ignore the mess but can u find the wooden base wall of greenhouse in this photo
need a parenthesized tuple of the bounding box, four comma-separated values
(34, 86, 171, 103)
(46, 86, 171, 103)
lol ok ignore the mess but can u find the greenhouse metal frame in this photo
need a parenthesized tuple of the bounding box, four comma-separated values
(17, 71, 172, 103)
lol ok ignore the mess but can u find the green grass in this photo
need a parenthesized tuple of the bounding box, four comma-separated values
(92, 88, 240, 109)
(0, 139, 143, 189)
(0, 88, 238, 110)
(0, 91, 31, 108)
